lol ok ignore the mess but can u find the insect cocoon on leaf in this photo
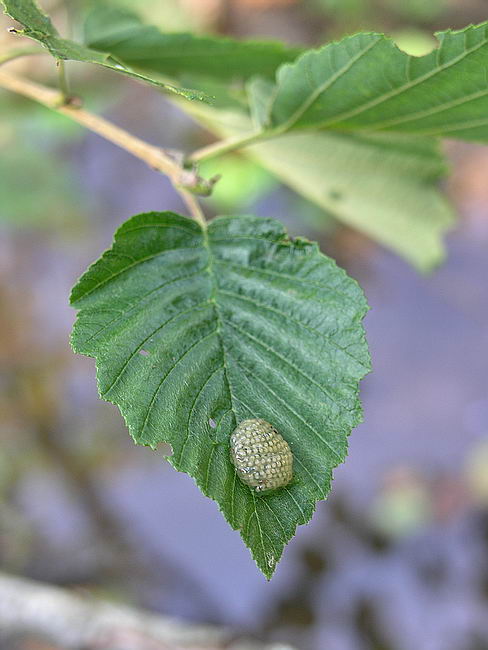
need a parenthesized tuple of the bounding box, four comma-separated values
(230, 418, 293, 493)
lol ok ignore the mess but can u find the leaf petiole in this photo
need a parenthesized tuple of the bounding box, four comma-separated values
(56, 59, 70, 103)
(188, 130, 270, 163)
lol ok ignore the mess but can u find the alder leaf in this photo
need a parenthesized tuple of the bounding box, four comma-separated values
(70, 212, 370, 578)
(258, 22, 488, 141)
(1, 0, 209, 101)
(248, 131, 455, 270)
(83, 5, 303, 82)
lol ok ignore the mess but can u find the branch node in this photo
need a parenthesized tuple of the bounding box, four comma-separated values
(0, 71, 217, 224)
(176, 167, 221, 196)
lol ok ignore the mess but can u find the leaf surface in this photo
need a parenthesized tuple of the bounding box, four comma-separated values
(259, 23, 488, 141)
(83, 6, 303, 82)
(183, 103, 455, 270)
(70, 212, 369, 578)
(250, 132, 454, 270)
(1, 0, 208, 101)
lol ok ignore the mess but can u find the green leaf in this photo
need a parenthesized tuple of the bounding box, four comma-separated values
(180, 102, 455, 270)
(249, 132, 454, 270)
(259, 23, 488, 141)
(3, 0, 56, 35)
(70, 212, 369, 578)
(83, 6, 302, 82)
(248, 77, 276, 129)
(1, 0, 208, 102)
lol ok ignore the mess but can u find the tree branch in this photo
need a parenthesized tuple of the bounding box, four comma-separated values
(0, 572, 293, 650)
(0, 70, 209, 227)
(0, 71, 181, 176)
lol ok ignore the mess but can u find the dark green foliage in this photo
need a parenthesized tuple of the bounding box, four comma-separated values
(84, 6, 303, 82)
(70, 212, 370, 577)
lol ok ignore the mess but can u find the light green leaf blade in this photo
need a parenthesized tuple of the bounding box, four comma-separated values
(248, 76, 277, 129)
(83, 6, 303, 83)
(263, 23, 488, 141)
(1, 0, 208, 102)
(250, 131, 455, 270)
(183, 103, 455, 270)
(70, 212, 370, 578)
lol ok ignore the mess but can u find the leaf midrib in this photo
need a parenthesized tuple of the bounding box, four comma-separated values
(206, 230, 347, 462)
(205, 226, 335, 561)
(204, 227, 238, 431)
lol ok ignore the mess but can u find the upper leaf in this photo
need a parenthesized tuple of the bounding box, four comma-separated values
(70, 212, 370, 578)
(83, 6, 303, 82)
(258, 23, 488, 141)
(1, 0, 208, 101)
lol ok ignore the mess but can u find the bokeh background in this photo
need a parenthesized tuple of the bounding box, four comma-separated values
(2, 1, 488, 649)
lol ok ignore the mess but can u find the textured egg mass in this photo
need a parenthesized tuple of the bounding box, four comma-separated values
(230, 418, 293, 493)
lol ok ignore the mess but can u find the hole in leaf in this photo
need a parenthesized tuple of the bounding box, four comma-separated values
(209, 418, 217, 429)
(139, 349, 150, 356)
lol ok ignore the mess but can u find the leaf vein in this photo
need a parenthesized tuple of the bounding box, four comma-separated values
(138, 328, 219, 440)
(100, 301, 212, 397)
(360, 84, 488, 131)
(261, 498, 288, 542)
(222, 316, 343, 411)
(219, 288, 366, 368)
(73, 245, 201, 302)
(215, 259, 352, 303)
(313, 32, 488, 129)
(227, 352, 342, 462)
(274, 37, 381, 130)
(179, 364, 225, 464)
(80, 269, 205, 346)
(283, 487, 308, 523)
